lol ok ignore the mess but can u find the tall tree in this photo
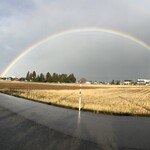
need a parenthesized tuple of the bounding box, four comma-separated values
(111, 80, 115, 85)
(60, 74, 67, 83)
(39, 73, 45, 82)
(67, 73, 76, 83)
(80, 78, 87, 83)
(29, 73, 33, 81)
(32, 71, 36, 81)
(35, 75, 40, 82)
(52, 73, 59, 83)
(46, 72, 52, 82)
(26, 71, 30, 81)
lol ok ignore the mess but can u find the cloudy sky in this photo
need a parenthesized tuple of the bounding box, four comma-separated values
(0, 0, 150, 81)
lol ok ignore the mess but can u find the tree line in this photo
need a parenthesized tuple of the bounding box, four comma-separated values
(26, 71, 76, 83)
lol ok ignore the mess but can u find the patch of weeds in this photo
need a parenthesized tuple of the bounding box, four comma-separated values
(1, 88, 19, 95)
(130, 108, 136, 114)
(36, 95, 46, 99)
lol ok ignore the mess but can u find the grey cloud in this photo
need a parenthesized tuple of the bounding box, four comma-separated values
(0, 0, 35, 18)
(6, 32, 150, 81)
(0, 0, 150, 80)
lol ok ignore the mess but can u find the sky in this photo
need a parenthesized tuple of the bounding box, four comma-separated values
(0, 0, 150, 81)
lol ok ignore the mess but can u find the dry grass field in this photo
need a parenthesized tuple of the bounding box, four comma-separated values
(0, 80, 150, 116)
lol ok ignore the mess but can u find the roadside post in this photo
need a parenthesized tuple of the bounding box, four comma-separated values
(79, 81, 82, 111)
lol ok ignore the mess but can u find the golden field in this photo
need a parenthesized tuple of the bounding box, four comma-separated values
(0, 80, 150, 116)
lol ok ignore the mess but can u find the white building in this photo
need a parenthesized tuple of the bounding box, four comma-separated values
(123, 80, 133, 85)
(137, 79, 150, 85)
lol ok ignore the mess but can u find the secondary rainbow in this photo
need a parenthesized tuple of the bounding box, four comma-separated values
(1, 27, 150, 77)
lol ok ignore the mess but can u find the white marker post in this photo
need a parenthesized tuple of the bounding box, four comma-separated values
(79, 81, 82, 111)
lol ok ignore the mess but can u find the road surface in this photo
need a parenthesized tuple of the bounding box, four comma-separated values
(0, 93, 150, 150)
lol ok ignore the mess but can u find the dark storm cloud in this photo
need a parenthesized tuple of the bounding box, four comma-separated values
(0, 0, 150, 81)
(6, 32, 150, 81)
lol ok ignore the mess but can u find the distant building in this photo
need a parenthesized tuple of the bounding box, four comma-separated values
(85, 81, 92, 84)
(137, 79, 150, 85)
(11, 76, 16, 79)
(123, 80, 133, 85)
(6, 76, 18, 81)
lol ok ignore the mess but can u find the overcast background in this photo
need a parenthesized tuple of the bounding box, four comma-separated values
(0, 0, 150, 81)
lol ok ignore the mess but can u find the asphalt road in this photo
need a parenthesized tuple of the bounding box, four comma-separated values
(0, 93, 150, 150)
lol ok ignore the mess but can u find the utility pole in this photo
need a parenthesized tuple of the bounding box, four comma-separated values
(79, 81, 82, 111)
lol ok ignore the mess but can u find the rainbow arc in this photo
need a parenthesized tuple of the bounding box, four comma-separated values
(1, 27, 150, 77)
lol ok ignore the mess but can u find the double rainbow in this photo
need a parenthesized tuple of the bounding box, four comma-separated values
(1, 27, 150, 77)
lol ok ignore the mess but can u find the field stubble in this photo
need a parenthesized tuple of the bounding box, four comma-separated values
(0, 81, 150, 116)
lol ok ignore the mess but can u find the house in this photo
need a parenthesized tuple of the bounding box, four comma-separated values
(137, 79, 150, 85)
(123, 80, 133, 85)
